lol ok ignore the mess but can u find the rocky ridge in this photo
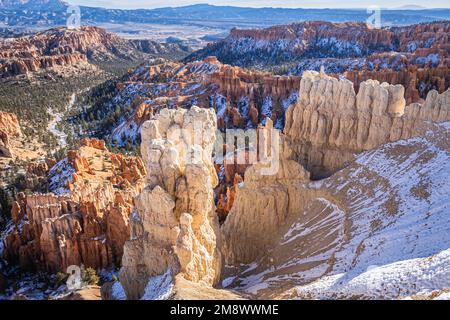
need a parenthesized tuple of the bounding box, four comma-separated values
(188, 21, 449, 68)
(187, 21, 449, 104)
(0, 26, 191, 78)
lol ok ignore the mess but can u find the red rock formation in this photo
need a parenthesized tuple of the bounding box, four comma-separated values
(393, 22, 450, 53)
(113, 57, 302, 145)
(0, 111, 21, 136)
(216, 174, 243, 221)
(208, 64, 301, 127)
(27, 159, 56, 177)
(0, 111, 21, 158)
(80, 137, 107, 151)
(3, 139, 146, 272)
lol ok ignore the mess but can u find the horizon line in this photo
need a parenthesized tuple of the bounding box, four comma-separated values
(65, 2, 450, 11)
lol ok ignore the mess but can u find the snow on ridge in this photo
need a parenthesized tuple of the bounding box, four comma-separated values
(293, 248, 450, 300)
(111, 282, 127, 300)
(141, 268, 174, 300)
(294, 130, 450, 299)
(281, 198, 344, 246)
(48, 158, 75, 195)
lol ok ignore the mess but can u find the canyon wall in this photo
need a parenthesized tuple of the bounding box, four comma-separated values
(344, 66, 448, 105)
(222, 119, 311, 264)
(0, 27, 98, 77)
(0, 111, 21, 158)
(119, 107, 222, 300)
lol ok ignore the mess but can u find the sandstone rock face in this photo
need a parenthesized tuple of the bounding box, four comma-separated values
(119, 106, 222, 300)
(0, 111, 21, 158)
(2, 139, 146, 272)
(344, 66, 448, 105)
(284, 71, 450, 178)
(221, 70, 449, 270)
(222, 120, 311, 264)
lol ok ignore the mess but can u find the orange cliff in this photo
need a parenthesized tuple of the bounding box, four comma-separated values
(229, 21, 394, 49)
(0, 111, 22, 158)
(3, 138, 146, 272)
(0, 26, 120, 77)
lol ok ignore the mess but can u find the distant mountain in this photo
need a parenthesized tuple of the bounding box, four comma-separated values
(0, 0, 67, 10)
(0, 2, 449, 29)
(394, 5, 428, 10)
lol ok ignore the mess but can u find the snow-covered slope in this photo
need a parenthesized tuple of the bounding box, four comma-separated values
(225, 121, 450, 300)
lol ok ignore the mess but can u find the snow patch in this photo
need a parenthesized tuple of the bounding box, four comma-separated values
(141, 268, 174, 300)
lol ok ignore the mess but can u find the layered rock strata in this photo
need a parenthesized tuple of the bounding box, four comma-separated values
(188, 21, 449, 69)
(0, 26, 191, 78)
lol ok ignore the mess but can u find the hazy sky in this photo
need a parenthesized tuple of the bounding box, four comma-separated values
(66, 1, 450, 9)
